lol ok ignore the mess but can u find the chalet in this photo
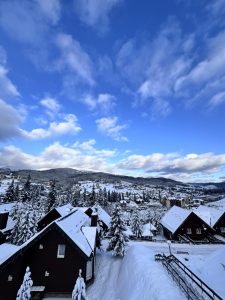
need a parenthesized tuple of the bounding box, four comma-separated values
(0, 203, 15, 244)
(195, 205, 225, 236)
(160, 205, 213, 241)
(0, 208, 97, 300)
(37, 203, 74, 231)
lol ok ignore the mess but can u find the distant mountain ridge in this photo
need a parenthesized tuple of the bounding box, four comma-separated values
(0, 167, 184, 187)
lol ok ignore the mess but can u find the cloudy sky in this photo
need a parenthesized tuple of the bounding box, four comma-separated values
(0, 0, 225, 183)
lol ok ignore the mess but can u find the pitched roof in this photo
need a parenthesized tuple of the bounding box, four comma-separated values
(194, 205, 225, 227)
(160, 205, 191, 234)
(92, 205, 111, 227)
(55, 203, 74, 216)
(0, 203, 16, 213)
(56, 209, 95, 257)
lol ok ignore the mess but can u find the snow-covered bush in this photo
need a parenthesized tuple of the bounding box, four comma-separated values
(16, 266, 33, 300)
(72, 269, 87, 300)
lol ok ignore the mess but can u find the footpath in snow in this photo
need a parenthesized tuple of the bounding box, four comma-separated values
(87, 244, 185, 300)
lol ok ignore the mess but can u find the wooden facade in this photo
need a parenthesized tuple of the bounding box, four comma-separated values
(0, 222, 96, 299)
(214, 212, 225, 236)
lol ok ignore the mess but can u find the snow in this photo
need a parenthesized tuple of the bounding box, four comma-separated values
(0, 243, 19, 264)
(160, 205, 191, 234)
(0, 202, 15, 213)
(94, 205, 111, 227)
(207, 197, 225, 210)
(194, 205, 224, 227)
(178, 247, 225, 298)
(1, 216, 15, 232)
(142, 223, 154, 237)
(87, 243, 185, 300)
(81, 227, 97, 251)
(55, 203, 74, 216)
(56, 209, 94, 257)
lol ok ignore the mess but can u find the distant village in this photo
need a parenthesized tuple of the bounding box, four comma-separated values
(0, 171, 225, 299)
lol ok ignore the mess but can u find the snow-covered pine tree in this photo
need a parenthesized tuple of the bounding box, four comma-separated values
(21, 175, 32, 202)
(131, 210, 143, 239)
(72, 269, 87, 300)
(16, 266, 33, 300)
(3, 180, 15, 202)
(47, 179, 57, 212)
(107, 205, 127, 257)
(10, 202, 38, 245)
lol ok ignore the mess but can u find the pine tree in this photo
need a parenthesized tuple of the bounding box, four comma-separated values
(3, 180, 15, 202)
(47, 179, 57, 212)
(107, 205, 127, 256)
(72, 269, 87, 300)
(89, 185, 96, 206)
(14, 183, 20, 201)
(131, 210, 143, 239)
(11, 202, 38, 245)
(21, 175, 32, 202)
(16, 266, 33, 300)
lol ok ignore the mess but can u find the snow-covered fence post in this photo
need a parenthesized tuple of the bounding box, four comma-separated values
(72, 269, 88, 300)
(16, 266, 33, 300)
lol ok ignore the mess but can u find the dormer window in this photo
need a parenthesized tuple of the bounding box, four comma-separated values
(39, 244, 44, 250)
(57, 244, 66, 258)
(8, 275, 13, 281)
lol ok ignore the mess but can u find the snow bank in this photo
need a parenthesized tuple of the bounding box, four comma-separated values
(116, 244, 185, 300)
(200, 248, 225, 298)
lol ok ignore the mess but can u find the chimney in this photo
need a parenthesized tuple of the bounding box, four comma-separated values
(91, 213, 98, 227)
(0, 212, 9, 230)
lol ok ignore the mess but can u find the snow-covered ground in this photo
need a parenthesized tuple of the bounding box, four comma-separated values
(87, 241, 225, 300)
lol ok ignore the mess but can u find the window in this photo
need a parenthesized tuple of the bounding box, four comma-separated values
(221, 227, 225, 233)
(186, 228, 192, 234)
(39, 244, 43, 250)
(196, 228, 201, 234)
(45, 271, 49, 277)
(86, 259, 93, 281)
(8, 275, 13, 281)
(57, 244, 66, 258)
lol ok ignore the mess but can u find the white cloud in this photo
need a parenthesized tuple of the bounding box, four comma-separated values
(82, 93, 116, 114)
(116, 152, 225, 178)
(21, 114, 81, 140)
(40, 97, 61, 117)
(36, 0, 61, 25)
(75, 0, 122, 32)
(96, 116, 128, 141)
(0, 99, 22, 141)
(55, 33, 95, 86)
(0, 0, 61, 45)
(0, 141, 116, 173)
(0, 46, 20, 98)
(208, 91, 225, 108)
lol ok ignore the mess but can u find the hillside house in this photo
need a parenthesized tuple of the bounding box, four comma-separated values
(0, 208, 97, 300)
(0, 203, 15, 244)
(160, 205, 213, 241)
(195, 205, 225, 236)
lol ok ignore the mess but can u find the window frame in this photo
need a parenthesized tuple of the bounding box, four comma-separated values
(186, 228, 192, 234)
(196, 228, 202, 234)
(57, 244, 66, 258)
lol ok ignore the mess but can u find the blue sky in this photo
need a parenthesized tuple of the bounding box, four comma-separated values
(0, 0, 225, 182)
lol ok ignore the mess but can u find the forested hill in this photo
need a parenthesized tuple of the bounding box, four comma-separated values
(0, 167, 183, 187)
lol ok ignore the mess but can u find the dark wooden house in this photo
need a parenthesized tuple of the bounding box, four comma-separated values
(160, 205, 213, 241)
(195, 205, 225, 236)
(0, 208, 97, 300)
(0, 203, 15, 244)
(37, 203, 73, 231)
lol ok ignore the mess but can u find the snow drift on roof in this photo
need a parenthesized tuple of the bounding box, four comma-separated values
(56, 209, 93, 257)
(55, 203, 74, 216)
(194, 205, 224, 227)
(160, 205, 191, 234)
(82, 227, 97, 251)
(0, 203, 15, 213)
(142, 223, 155, 237)
(93, 205, 111, 227)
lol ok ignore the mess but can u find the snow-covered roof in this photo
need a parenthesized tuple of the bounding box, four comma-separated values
(142, 223, 156, 237)
(56, 209, 94, 257)
(0, 216, 15, 233)
(81, 227, 97, 251)
(207, 198, 225, 211)
(160, 206, 191, 234)
(55, 203, 74, 216)
(125, 226, 135, 237)
(93, 205, 111, 227)
(0, 203, 15, 213)
(0, 243, 19, 264)
(194, 205, 224, 228)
